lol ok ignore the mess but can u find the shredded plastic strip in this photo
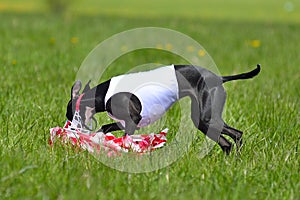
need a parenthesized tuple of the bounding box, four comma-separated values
(49, 120, 168, 155)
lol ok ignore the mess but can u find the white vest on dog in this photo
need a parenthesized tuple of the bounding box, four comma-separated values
(105, 65, 179, 127)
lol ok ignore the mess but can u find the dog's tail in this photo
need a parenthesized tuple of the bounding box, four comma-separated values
(222, 64, 261, 83)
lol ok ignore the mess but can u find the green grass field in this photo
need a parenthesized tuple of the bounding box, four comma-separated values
(0, 1, 299, 199)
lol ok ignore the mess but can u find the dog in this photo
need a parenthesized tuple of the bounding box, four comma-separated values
(66, 64, 260, 154)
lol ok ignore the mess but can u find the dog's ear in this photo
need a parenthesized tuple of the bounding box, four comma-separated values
(71, 80, 82, 99)
(82, 80, 91, 93)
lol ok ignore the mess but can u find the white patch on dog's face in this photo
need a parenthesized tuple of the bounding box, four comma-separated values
(85, 106, 95, 126)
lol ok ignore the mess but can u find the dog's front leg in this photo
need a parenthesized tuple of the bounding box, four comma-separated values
(98, 122, 124, 133)
(124, 121, 139, 136)
(97, 122, 141, 134)
(106, 92, 142, 136)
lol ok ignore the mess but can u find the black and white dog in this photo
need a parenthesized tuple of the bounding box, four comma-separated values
(66, 64, 260, 154)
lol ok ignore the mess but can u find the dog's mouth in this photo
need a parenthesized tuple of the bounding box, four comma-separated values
(83, 115, 98, 131)
(83, 107, 97, 131)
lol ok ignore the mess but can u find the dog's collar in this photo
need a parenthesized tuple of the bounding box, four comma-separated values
(74, 93, 97, 131)
(76, 93, 85, 112)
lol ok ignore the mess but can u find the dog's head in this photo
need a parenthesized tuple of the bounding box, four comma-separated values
(66, 80, 96, 129)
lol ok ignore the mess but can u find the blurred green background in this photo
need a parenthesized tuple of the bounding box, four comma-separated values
(0, 0, 299, 23)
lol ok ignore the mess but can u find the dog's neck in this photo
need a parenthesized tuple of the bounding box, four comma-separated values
(93, 80, 111, 113)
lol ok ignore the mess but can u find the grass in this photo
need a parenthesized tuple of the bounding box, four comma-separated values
(0, 1, 300, 199)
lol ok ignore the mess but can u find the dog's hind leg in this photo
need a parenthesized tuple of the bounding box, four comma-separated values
(197, 121, 233, 155)
(222, 124, 243, 150)
(208, 86, 243, 151)
(206, 85, 244, 153)
(218, 135, 233, 155)
(190, 96, 233, 154)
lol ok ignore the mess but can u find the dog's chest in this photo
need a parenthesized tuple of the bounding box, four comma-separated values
(105, 65, 179, 127)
